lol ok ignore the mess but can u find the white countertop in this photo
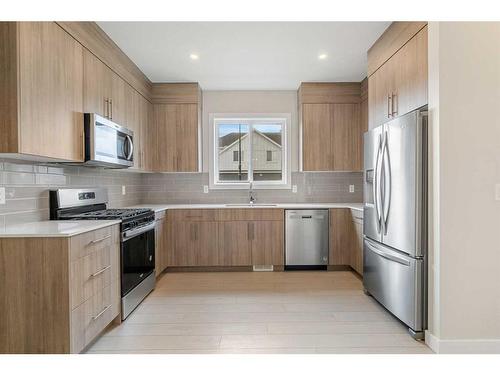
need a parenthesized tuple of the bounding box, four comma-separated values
(127, 203, 364, 213)
(0, 220, 121, 238)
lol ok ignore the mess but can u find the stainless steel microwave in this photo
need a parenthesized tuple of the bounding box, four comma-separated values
(84, 113, 134, 168)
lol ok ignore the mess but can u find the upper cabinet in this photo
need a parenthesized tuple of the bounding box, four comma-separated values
(83, 48, 154, 172)
(368, 23, 428, 129)
(152, 83, 201, 172)
(299, 83, 365, 171)
(0, 22, 84, 161)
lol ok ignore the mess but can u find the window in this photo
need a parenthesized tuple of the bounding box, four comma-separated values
(266, 150, 273, 162)
(212, 116, 288, 187)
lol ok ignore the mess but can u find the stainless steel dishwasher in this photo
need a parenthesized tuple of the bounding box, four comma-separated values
(285, 209, 329, 269)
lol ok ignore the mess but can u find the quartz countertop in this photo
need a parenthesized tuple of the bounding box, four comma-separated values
(0, 220, 121, 238)
(127, 203, 364, 214)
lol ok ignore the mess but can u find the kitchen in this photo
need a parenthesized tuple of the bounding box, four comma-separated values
(0, 5, 499, 370)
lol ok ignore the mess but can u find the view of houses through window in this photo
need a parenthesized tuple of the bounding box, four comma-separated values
(215, 118, 285, 184)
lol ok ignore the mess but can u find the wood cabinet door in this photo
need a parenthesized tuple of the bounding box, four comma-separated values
(393, 26, 428, 117)
(251, 221, 284, 266)
(170, 221, 193, 266)
(83, 49, 112, 118)
(331, 103, 361, 171)
(170, 221, 218, 266)
(154, 104, 177, 171)
(18, 22, 84, 161)
(196, 222, 219, 266)
(154, 103, 198, 172)
(155, 217, 166, 276)
(175, 104, 199, 172)
(302, 103, 332, 171)
(109, 71, 127, 125)
(218, 222, 252, 266)
(329, 209, 353, 266)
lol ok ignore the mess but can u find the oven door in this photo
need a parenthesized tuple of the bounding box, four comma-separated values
(121, 223, 155, 297)
(85, 113, 134, 168)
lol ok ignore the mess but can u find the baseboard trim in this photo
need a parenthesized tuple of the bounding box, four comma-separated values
(425, 331, 500, 353)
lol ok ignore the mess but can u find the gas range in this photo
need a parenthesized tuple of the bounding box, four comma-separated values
(49, 188, 156, 320)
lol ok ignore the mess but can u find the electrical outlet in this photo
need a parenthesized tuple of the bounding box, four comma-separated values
(496, 184, 500, 201)
(349, 185, 355, 193)
(121, 185, 126, 195)
(0, 187, 5, 205)
(203, 185, 209, 194)
(292, 185, 297, 193)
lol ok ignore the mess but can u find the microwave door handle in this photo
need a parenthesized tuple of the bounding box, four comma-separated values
(382, 131, 391, 234)
(126, 135, 134, 161)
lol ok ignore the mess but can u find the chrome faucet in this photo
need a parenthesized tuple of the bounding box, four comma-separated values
(249, 182, 256, 205)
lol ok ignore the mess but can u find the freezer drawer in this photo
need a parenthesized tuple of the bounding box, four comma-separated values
(363, 238, 425, 332)
(285, 210, 329, 266)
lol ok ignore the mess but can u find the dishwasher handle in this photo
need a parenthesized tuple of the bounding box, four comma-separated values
(288, 214, 325, 220)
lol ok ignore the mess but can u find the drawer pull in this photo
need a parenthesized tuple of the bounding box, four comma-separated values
(88, 235, 111, 246)
(90, 265, 111, 278)
(92, 305, 111, 321)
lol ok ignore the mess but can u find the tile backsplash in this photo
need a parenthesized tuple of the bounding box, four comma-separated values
(0, 159, 363, 229)
(0, 160, 144, 229)
(141, 172, 363, 205)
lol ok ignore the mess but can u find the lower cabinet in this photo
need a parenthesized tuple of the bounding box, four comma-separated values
(166, 209, 284, 268)
(169, 221, 218, 266)
(154, 210, 168, 276)
(329, 208, 364, 275)
(218, 221, 252, 266)
(251, 221, 284, 266)
(0, 224, 121, 354)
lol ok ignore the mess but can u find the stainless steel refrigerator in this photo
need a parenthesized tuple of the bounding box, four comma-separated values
(363, 108, 427, 339)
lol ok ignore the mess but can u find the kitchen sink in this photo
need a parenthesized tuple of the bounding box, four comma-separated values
(224, 204, 278, 207)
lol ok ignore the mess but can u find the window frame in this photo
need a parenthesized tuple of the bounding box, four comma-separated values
(210, 113, 291, 190)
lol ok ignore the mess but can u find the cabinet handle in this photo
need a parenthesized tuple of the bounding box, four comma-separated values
(88, 235, 111, 246)
(92, 305, 111, 321)
(387, 94, 392, 118)
(391, 93, 398, 116)
(90, 264, 111, 278)
(248, 222, 254, 241)
(104, 99, 109, 118)
(109, 99, 113, 120)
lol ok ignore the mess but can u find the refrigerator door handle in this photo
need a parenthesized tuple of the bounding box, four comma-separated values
(382, 130, 392, 234)
(365, 239, 410, 266)
(373, 134, 383, 233)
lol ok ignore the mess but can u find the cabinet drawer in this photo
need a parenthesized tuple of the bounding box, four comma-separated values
(70, 226, 118, 261)
(216, 208, 284, 221)
(169, 209, 216, 221)
(70, 242, 119, 309)
(71, 280, 120, 353)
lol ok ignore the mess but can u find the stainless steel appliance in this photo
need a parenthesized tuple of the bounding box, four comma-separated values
(363, 108, 427, 339)
(50, 188, 155, 320)
(285, 209, 329, 269)
(83, 113, 134, 168)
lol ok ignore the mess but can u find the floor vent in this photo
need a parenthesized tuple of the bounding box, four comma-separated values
(253, 265, 274, 272)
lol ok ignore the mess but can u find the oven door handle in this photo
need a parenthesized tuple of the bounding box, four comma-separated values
(122, 222, 156, 242)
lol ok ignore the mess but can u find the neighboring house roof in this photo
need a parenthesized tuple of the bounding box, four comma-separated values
(218, 131, 281, 153)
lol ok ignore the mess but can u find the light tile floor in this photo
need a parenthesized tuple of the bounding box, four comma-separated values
(87, 271, 432, 354)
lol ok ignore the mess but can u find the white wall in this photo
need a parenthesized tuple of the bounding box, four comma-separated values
(201, 90, 298, 173)
(427, 22, 500, 353)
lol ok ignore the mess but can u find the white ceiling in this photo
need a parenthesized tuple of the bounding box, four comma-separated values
(98, 22, 390, 90)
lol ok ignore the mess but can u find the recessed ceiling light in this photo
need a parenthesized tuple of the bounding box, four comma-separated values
(190, 53, 199, 60)
(318, 53, 328, 60)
